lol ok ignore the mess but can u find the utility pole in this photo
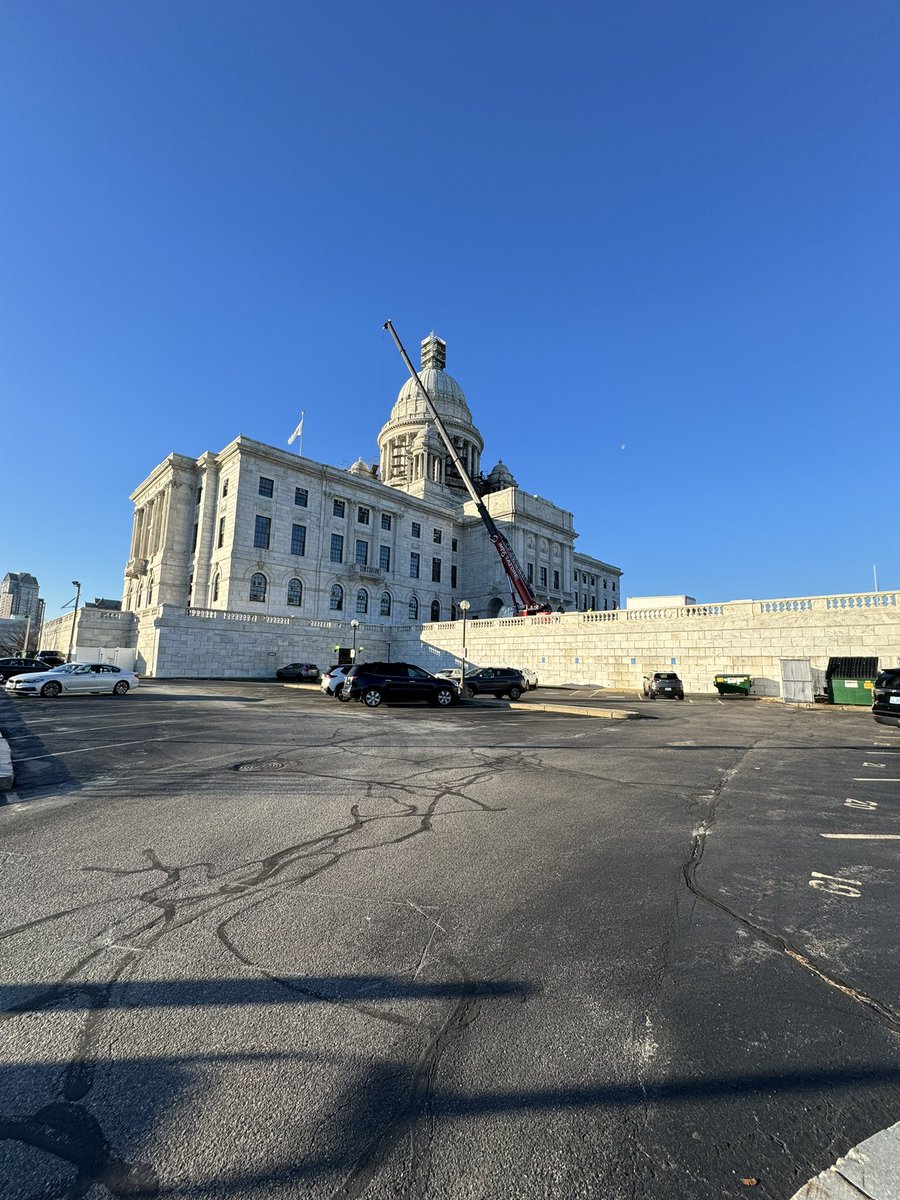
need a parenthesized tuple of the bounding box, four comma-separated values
(21, 612, 32, 656)
(66, 581, 82, 663)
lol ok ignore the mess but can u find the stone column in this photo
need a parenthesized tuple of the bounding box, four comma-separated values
(190, 455, 219, 607)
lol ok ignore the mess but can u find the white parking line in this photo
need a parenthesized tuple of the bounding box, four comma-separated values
(853, 778, 900, 782)
(862, 762, 886, 768)
(819, 833, 900, 840)
(15, 735, 178, 762)
(4, 717, 200, 742)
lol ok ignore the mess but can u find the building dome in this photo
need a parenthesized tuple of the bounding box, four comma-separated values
(390, 366, 473, 425)
(348, 457, 371, 476)
(486, 459, 517, 490)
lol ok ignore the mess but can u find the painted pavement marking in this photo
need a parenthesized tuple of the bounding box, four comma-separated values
(820, 833, 900, 841)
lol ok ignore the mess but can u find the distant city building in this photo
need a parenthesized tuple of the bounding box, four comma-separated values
(122, 332, 623, 625)
(0, 572, 44, 637)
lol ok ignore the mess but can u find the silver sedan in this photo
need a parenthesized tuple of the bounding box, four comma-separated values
(5, 662, 140, 698)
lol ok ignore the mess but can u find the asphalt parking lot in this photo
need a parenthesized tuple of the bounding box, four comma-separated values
(0, 680, 897, 1199)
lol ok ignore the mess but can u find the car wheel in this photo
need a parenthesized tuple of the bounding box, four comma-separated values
(113, 680, 130, 695)
(435, 687, 455, 706)
(678, 693, 685, 700)
(508, 685, 522, 700)
(362, 687, 382, 708)
(41, 680, 62, 698)
(463, 685, 475, 699)
(337, 684, 351, 702)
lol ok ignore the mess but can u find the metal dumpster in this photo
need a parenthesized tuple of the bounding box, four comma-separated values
(826, 656, 878, 706)
(714, 674, 752, 696)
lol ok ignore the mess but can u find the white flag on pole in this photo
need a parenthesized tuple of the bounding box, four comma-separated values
(288, 411, 305, 446)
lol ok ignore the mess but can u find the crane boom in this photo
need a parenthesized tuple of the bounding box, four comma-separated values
(383, 320, 551, 616)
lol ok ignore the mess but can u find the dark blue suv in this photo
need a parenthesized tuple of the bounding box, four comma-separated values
(345, 662, 459, 709)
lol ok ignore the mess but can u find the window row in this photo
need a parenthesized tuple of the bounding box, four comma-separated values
(254, 476, 309, 508)
(252, 517, 307, 555)
(240, 574, 305, 606)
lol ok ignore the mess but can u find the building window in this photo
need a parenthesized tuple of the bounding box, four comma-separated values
(604, 598, 608, 610)
(212, 573, 219, 602)
(574, 570, 579, 583)
(333, 499, 346, 518)
(291, 524, 306, 556)
(612, 580, 617, 592)
(430, 599, 441, 621)
(196, 487, 202, 506)
(146, 576, 153, 606)
(408, 596, 419, 620)
(217, 517, 226, 549)
(451, 604, 457, 620)
(222, 479, 229, 498)
(381, 514, 392, 531)
(380, 591, 392, 617)
(295, 487, 308, 507)
(591, 595, 596, 609)
(254, 516, 271, 550)
(540, 566, 548, 588)
(330, 533, 343, 563)
(357, 506, 370, 525)
(527, 562, 534, 584)
(287, 578, 303, 607)
(191, 522, 199, 552)
(355, 539, 369, 565)
(379, 545, 390, 571)
(249, 572, 267, 603)
(433, 528, 442, 544)
(259, 477, 274, 498)
(603, 579, 608, 588)
(330, 584, 343, 611)
(432, 558, 441, 583)
(591, 575, 596, 586)
(411, 521, 421, 538)
(355, 588, 368, 614)
(553, 569, 560, 590)
(410, 552, 420, 579)
(451, 565, 457, 588)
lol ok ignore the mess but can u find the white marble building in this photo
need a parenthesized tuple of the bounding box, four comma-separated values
(122, 334, 622, 626)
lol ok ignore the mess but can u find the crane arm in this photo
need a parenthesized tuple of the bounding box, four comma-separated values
(383, 320, 549, 616)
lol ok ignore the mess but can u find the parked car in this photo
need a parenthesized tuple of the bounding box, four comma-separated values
(872, 667, 900, 729)
(321, 664, 351, 699)
(435, 668, 463, 683)
(511, 666, 539, 690)
(37, 650, 65, 667)
(276, 662, 320, 682)
(344, 662, 460, 709)
(643, 671, 685, 700)
(5, 662, 140, 698)
(462, 667, 527, 700)
(0, 657, 55, 682)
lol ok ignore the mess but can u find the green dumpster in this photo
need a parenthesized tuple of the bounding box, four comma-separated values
(826, 657, 878, 706)
(714, 674, 752, 696)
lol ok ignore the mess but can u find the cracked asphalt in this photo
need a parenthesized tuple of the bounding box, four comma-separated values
(0, 681, 897, 1199)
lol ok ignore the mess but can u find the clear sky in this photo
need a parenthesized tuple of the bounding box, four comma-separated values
(2, 1, 898, 622)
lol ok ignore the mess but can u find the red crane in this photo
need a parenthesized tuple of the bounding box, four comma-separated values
(384, 321, 552, 617)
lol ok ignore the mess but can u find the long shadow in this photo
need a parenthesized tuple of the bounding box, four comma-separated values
(0, 697, 82, 806)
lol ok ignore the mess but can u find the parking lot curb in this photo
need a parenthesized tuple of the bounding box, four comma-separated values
(789, 1119, 900, 1199)
(511, 702, 641, 720)
(0, 734, 13, 791)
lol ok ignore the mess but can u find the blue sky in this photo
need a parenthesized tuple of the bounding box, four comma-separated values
(2, 1, 898, 621)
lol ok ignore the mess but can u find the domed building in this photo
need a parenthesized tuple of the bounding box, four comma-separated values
(117, 331, 621, 673)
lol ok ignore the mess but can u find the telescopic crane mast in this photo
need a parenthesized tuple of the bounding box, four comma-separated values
(383, 320, 551, 617)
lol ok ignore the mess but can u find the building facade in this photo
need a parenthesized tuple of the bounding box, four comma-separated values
(121, 334, 622, 627)
(0, 572, 43, 624)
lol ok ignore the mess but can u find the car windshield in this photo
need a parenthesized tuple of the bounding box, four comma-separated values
(49, 664, 79, 673)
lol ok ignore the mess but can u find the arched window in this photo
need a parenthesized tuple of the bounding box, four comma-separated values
(379, 591, 392, 617)
(450, 603, 457, 621)
(249, 572, 267, 603)
(136, 585, 143, 609)
(212, 573, 219, 603)
(287, 578, 303, 607)
(430, 599, 441, 622)
(330, 584, 343, 612)
(408, 595, 419, 621)
(355, 588, 368, 614)
(146, 576, 153, 607)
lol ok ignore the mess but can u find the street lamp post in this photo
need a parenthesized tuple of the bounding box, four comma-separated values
(66, 580, 82, 663)
(350, 619, 359, 662)
(459, 600, 470, 698)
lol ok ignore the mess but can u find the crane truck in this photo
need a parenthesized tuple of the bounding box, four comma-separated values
(383, 320, 552, 617)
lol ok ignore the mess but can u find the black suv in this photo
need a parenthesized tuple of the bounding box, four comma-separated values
(462, 667, 526, 700)
(872, 668, 900, 729)
(345, 662, 459, 709)
(0, 657, 56, 683)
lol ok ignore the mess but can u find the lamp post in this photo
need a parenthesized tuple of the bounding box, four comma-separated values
(66, 580, 82, 663)
(459, 600, 470, 697)
(350, 619, 359, 662)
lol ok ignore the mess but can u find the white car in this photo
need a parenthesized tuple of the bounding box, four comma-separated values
(320, 664, 351, 699)
(511, 666, 538, 690)
(5, 662, 140, 698)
